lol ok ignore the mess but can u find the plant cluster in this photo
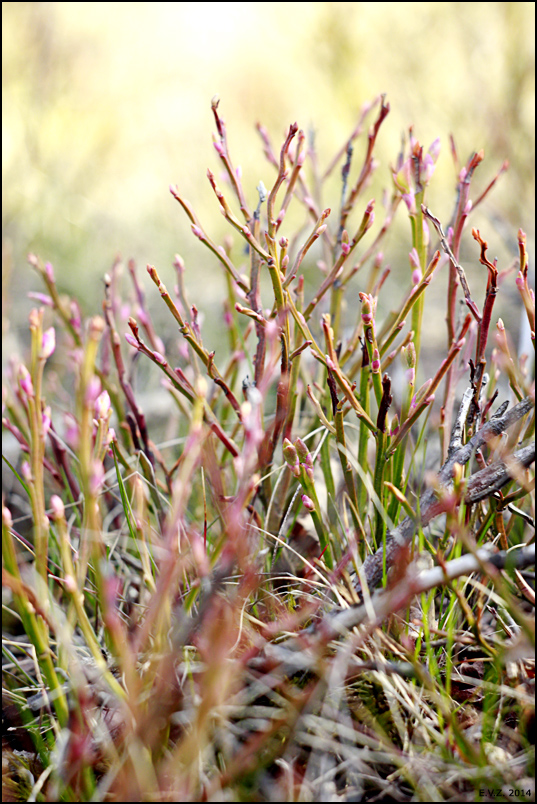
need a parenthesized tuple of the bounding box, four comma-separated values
(2, 96, 535, 801)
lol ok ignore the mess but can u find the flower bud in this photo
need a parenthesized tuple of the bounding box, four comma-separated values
(95, 391, 111, 420)
(40, 327, 56, 359)
(50, 494, 65, 520)
(18, 364, 34, 397)
(42, 406, 52, 438)
(294, 438, 310, 462)
(282, 438, 298, 466)
(301, 494, 315, 511)
(27, 292, 53, 306)
(125, 333, 139, 349)
(152, 350, 167, 366)
(359, 292, 375, 326)
(85, 376, 101, 407)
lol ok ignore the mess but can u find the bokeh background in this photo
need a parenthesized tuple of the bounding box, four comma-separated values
(2, 2, 535, 356)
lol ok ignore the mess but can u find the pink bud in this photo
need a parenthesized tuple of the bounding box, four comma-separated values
(412, 268, 422, 286)
(41, 327, 56, 359)
(316, 224, 327, 237)
(42, 406, 51, 438)
(341, 243, 351, 255)
(301, 494, 315, 511)
(422, 217, 430, 247)
(404, 342, 416, 369)
(359, 292, 374, 325)
(191, 225, 204, 239)
(408, 248, 420, 271)
(279, 237, 289, 248)
(85, 376, 101, 405)
(402, 191, 416, 214)
(213, 140, 224, 156)
(364, 201, 375, 229)
(70, 300, 82, 333)
(89, 460, 105, 496)
(44, 262, 55, 282)
(50, 494, 65, 519)
(422, 154, 435, 184)
(125, 333, 138, 348)
(27, 292, 53, 306)
(21, 461, 32, 482)
(95, 390, 111, 420)
(371, 348, 381, 373)
(2, 506, 13, 528)
(18, 365, 34, 397)
(108, 427, 116, 443)
(294, 438, 310, 461)
(428, 138, 441, 163)
(152, 350, 167, 366)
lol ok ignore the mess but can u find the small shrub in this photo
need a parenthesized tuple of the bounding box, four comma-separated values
(2, 96, 534, 802)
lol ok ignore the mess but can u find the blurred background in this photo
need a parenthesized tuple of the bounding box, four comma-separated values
(2, 2, 535, 356)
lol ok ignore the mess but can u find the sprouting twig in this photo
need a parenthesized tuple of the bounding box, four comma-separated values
(422, 204, 482, 322)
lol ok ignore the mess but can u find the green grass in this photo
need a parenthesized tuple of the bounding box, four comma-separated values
(2, 97, 534, 802)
